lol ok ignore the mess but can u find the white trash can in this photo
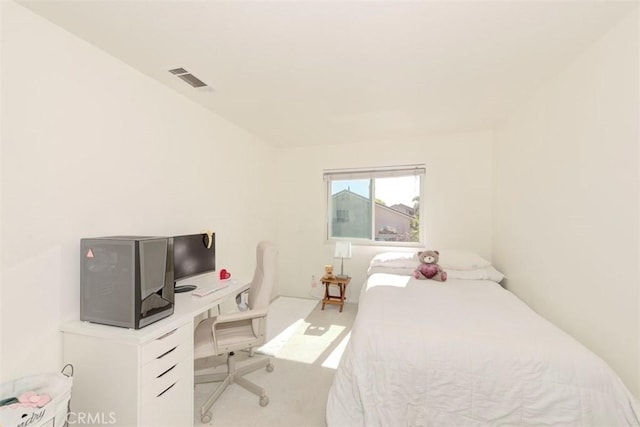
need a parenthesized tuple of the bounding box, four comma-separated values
(0, 365, 73, 427)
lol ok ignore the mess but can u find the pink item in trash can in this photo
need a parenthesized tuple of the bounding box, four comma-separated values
(17, 391, 51, 407)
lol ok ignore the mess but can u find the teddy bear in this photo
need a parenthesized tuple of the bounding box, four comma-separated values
(322, 264, 335, 280)
(413, 250, 447, 282)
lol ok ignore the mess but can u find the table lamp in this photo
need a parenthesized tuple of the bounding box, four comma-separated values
(334, 241, 352, 279)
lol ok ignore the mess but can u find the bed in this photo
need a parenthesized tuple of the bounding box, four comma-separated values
(326, 251, 640, 426)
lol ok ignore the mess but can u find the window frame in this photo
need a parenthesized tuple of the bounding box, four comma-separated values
(324, 165, 426, 247)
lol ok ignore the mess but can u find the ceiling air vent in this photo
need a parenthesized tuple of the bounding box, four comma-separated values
(168, 67, 208, 89)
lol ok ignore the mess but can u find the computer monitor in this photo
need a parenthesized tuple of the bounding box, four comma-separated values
(172, 233, 216, 292)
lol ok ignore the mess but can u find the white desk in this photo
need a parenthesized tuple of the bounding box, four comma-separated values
(61, 279, 249, 427)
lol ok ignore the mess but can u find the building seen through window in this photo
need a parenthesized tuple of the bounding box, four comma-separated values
(324, 166, 424, 244)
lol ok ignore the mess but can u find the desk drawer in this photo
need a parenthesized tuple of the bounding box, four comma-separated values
(140, 341, 190, 386)
(141, 356, 189, 402)
(140, 323, 191, 366)
(140, 359, 191, 427)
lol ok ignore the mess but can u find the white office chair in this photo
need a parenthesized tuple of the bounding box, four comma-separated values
(194, 241, 277, 423)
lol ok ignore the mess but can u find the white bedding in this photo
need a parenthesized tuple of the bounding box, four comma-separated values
(327, 274, 640, 426)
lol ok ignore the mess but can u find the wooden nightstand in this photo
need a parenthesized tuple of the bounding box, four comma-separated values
(321, 276, 351, 312)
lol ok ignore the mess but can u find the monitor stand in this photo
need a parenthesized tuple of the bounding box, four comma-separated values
(174, 284, 197, 293)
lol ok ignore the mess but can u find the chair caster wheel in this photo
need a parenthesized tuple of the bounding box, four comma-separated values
(201, 412, 212, 423)
(260, 396, 269, 407)
(266, 363, 274, 372)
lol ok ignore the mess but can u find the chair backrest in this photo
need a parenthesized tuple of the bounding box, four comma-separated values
(248, 241, 277, 311)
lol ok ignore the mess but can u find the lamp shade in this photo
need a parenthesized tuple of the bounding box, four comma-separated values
(334, 241, 352, 259)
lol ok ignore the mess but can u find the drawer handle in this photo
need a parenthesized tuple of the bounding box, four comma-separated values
(157, 346, 177, 360)
(157, 381, 177, 398)
(157, 329, 178, 340)
(157, 364, 177, 379)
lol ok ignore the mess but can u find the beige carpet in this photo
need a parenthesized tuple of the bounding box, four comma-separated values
(194, 297, 357, 427)
(256, 296, 321, 357)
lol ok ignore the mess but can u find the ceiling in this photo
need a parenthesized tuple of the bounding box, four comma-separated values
(19, 1, 638, 148)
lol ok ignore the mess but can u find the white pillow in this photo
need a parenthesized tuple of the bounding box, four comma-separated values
(367, 250, 498, 279)
(437, 249, 490, 271)
(367, 265, 415, 276)
(445, 266, 505, 283)
(369, 252, 418, 269)
(368, 265, 505, 283)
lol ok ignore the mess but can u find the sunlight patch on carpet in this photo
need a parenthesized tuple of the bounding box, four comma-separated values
(258, 320, 346, 364)
(322, 331, 351, 369)
(255, 296, 351, 364)
(258, 318, 307, 356)
(264, 297, 319, 340)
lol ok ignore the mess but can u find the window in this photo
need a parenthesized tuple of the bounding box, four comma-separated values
(324, 165, 425, 245)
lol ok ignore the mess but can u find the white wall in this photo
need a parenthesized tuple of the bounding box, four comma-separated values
(0, 0, 4, 385)
(276, 130, 493, 300)
(493, 10, 639, 395)
(0, 1, 276, 382)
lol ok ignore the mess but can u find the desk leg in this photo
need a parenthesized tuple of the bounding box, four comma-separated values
(339, 283, 345, 312)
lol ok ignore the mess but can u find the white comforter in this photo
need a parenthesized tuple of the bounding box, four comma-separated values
(327, 274, 640, 426)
